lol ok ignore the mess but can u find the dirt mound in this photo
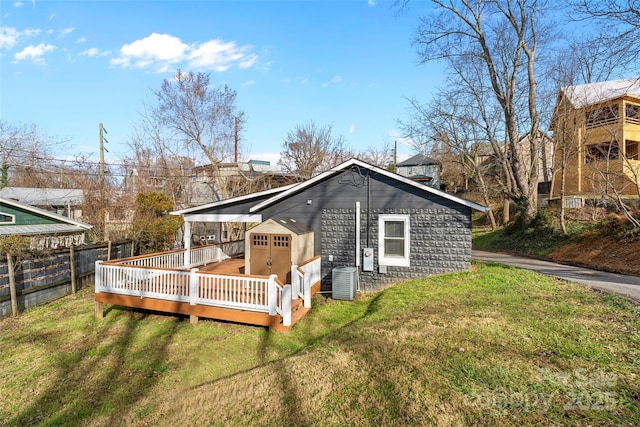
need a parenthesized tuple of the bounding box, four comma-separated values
(550, 232, 640, 276)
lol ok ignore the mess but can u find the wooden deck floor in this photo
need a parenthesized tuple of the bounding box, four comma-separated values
(198, 257, 245, 275)
(96, 256, 315, 332)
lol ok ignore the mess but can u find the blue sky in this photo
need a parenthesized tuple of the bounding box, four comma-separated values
(1, 0, 442, 167)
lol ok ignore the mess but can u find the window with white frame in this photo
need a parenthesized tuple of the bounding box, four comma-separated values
(0, 212, 15, 224)
(378, 214, 410, 267)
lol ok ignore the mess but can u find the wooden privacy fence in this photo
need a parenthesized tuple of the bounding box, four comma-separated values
(0, 241, 132, 318)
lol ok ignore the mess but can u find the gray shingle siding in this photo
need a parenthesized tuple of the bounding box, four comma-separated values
(259, 167, 464, 255)
(321, 206, 471, 292)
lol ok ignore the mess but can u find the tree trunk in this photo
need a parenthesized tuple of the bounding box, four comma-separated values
(503, 195, 510, 225)
(474, 168, 496, 229)
(560, 157, 567, 235)
(7, 253, 17, 317)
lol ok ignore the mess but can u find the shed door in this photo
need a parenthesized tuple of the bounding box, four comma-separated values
(250, 233, 292, 283)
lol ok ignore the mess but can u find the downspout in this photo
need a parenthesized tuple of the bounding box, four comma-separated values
(355, 201, 361, 268)
(355, 201, 361, 291)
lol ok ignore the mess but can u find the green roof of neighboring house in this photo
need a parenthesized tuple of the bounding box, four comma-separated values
(0, 197, 92, 236)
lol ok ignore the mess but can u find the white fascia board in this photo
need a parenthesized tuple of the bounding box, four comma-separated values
(170, 184, 296, 216)
(183, 214, 262, 223)
(250, 158, 489, 213)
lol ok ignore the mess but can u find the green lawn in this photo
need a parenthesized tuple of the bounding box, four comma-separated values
(1, 263, 638, 426)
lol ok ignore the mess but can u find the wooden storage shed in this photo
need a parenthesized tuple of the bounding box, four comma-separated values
(245, 217, 314, 284)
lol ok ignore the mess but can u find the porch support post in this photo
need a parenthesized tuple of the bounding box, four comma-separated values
(291, 264, 299, 300)
(268, 274, 277, 316)
(189, 268, 198, 306)
(282, 285, 292, 327)
(184, 221, 191, 268)
(303, 272, 311, 309)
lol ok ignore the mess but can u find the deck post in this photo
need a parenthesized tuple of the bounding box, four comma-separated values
(189, 268, 198, 305)
(189, 314, 198, 325)
(282, 285, 292, 327)
(291, 265, 299, 300)
(184, 221, 191, 268)
(303, 272, 311, 309)
(94, 301, 104, 319)
(268, 274, 277, 316)
(94, 261, 102, 292)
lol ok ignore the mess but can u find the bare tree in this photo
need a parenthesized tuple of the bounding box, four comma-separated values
(150, 70, 245, 166)
(358, 141, 394, 169)
(573, 0, 640, 66)
(133, 70, 247, 204)
(0, 121, 63, 188)
(400, 77, 501, 228)
(279, 121, 351, 179)
(406, 0, 555, 221)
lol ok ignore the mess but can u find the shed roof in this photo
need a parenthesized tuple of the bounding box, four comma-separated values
(172, 184, 296, 215)
(250, 158, 488, 213)
(267, 217, 312, 234)
(0, 224, 90, 236)
(562, 78, 640, 108)
(171, 159, 489, 218)
(0, 197, 93, 230)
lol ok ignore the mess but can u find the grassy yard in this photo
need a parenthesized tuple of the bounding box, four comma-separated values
(1, 263, 638, 426)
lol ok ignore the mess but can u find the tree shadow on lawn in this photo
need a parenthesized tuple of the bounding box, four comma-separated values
(250, 292, 406, 425)
(8, 307, 180, 426)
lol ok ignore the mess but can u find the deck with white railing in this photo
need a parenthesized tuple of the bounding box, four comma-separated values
(94, 243, 322, 331)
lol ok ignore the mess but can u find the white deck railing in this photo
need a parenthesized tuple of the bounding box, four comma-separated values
(107, 244, 231, 270)
(292, 256, 321, 309)
(95, 262, 293, 326)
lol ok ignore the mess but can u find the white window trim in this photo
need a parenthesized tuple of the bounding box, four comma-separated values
(378, 214, 410, 267)
(0, 211, 15, 224)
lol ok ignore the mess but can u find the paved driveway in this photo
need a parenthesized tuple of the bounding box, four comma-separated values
(472, 250, 640, 304)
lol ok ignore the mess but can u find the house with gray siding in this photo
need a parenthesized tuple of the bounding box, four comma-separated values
(396, 154, 441, 190)
(172, 159, 487, 293)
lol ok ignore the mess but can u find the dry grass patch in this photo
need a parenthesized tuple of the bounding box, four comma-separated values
(1, 263, 638, 426)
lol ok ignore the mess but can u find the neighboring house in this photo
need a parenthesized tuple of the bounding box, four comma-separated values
(0, 187, 84, 219)
(396, 154, 441, 189)
(0, 197, 92, 250)
(187, 159, 302, 207)
(172, 158, 487, 292)
(550, 78, 640, 207)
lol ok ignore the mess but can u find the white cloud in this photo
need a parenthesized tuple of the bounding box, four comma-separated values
(23, 28, 41, 37)
(13, 1, 24, 8)
(242, 79, 256, 87)
(349, 124, 356, 134)
(187, 39, 255, 72)
(76, 36, 87, 43)
(111, 33, 259, 73)
(80, 47, 98, 56)
(368, 0, 378, 6)
(14, 43, 55, 65)
(322, 75, 342, 87)
(59, 27, 75, 36)
(0, 27, 19, 49)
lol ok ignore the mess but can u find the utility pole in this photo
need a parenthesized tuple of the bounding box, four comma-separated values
(99, 123, 108, 242)
(99, 123, 108, 187)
